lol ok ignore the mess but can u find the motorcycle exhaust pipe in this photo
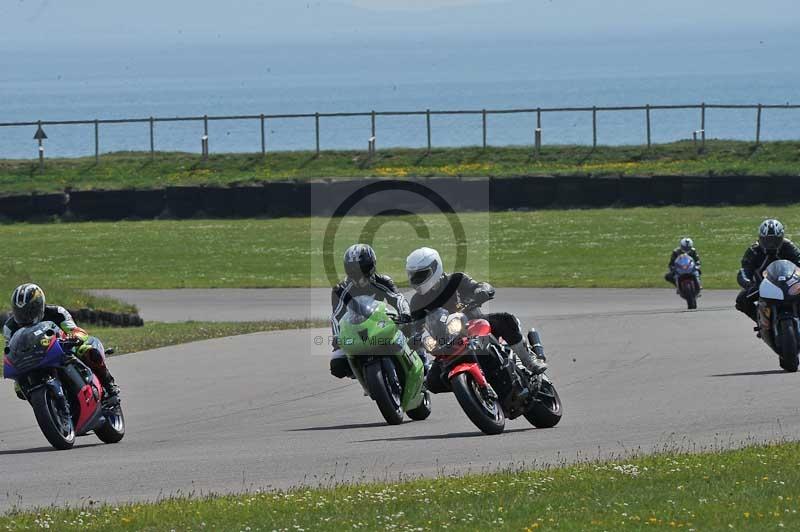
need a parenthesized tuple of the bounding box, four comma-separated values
(528, 328, 546, 359)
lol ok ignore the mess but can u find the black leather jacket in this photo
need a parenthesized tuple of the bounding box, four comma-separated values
(738, 239, 800, 287)
(408, 272, 495, 335)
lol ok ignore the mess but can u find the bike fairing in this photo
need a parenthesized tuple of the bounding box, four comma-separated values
(736, 239, 800, 322)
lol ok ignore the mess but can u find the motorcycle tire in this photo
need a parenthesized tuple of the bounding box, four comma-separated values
(451, 372, 505, 435)
(778, 320, 799, 373)
(30, 386, 75, 450)
(366, 360, 404, 425)
(524, 379, 563, 428)
(95, 403, 126, 444)
(406, 390, 432, 421)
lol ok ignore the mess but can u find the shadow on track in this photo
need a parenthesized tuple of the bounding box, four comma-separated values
(355, 427, 535, 443)
(0, 443, 103, 456)
(288, 421, 390, 432)
(710, 369, 787, 377)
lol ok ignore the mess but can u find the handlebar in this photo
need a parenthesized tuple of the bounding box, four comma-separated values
(457, 300, 484, 313)
(60, 337, 84, 352)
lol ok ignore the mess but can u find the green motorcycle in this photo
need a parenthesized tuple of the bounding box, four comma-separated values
(338, 295, 431, 425)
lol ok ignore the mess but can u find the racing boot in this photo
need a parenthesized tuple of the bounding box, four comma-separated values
(510, 340, 547, 375)
(98, 368, 120, 399)
(13, 382, 26, 401)
(417, 350, 431, 375)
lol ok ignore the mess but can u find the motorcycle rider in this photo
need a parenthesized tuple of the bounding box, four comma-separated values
(735, 219, 800, 322)
(3, 283, 119, 399)
(329, 244, 415, 378)
(665, 237, 702, 286)
(405, 247, 547, 394)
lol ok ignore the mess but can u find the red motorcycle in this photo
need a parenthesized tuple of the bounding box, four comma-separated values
(422, 305, 562, 435)
(3, 321, 125, 450)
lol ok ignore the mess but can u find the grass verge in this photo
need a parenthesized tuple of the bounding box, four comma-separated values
(1, 266, 135, 315)
(88, 320, 326, 356)
(2, 441, 799, 530)
(2, 205, 798, 290)
(0, 140, 798, 194)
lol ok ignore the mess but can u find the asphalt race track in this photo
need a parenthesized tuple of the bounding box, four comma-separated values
(3, 288, 800, 511)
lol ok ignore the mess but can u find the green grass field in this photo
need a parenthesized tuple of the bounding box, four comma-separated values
(1, 205, 794, 290)
(2, 441, 798, 530)
(94, 320, 325, 356)
(0, 140, 798, 194)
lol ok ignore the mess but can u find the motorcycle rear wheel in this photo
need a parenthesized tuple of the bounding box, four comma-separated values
(778, 320, 799, 372)
(524, 379, 563, 428)
(451, 373, 505, 435)
(366, 360, 404, 425)
(30, 386, 75, 450)
(95, 403, 126, 444)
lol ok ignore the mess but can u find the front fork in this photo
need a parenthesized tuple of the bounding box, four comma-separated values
(23, 375, 72, 420)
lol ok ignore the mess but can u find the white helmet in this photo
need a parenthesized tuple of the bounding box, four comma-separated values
(679, 237, 694, 252)
(406, 247, 444, 295)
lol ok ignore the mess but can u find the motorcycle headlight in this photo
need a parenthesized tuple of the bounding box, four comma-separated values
(423, 333, 438, 352)
(446, 313, 465, 336)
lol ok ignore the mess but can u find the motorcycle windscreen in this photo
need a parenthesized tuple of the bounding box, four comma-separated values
(5, 322, 64, 377)
(674, 254, 695, 273)
(425, 308, 450, 340)
(342, 295, 381, 326)
(765, 260, 800, 286)
(759, 278, 785, 301)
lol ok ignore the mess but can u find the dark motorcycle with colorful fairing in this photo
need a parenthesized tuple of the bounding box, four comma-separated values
(673, 254, 701, 310)
(422, 303, 562, 435)
(756, 260, 800, 372)
(3, 321, 125, 450)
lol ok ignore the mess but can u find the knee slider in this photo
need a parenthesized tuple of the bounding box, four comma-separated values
(330, 358, 351, 378)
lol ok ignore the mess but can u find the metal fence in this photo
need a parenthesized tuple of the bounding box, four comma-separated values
(3, 102, 799, 164)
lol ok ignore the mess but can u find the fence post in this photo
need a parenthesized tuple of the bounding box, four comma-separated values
(202, 115, 209, 160)
(260, 114, 266, 156)
(315, 112, 320, 156)
(534, 108, 542, 158)
(94, 119, 99, 163)
(592, 106, 597, 148)
(482, 109, 487, 149)
(149, 117, 155, 159)
(426, 109, 431, 153)
(700, 102, 706, 152)
(756, 104, 762, 145)
(646, 105, 651, 149)
(37, 120, 44, 171)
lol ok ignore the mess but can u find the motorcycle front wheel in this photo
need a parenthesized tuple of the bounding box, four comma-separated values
(366, 360, 404, 425)
(778, 319, 799, 372)
(30, 386, 75, 450)
(451, 372, 505, 435)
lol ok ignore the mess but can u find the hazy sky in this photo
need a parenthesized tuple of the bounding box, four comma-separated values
(1, 0, 796, 50)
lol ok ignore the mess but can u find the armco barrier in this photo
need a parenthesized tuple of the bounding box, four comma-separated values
(0, 193, 67, 220)
(2, 308, 143, 328)
(1, 176, 799, 221)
